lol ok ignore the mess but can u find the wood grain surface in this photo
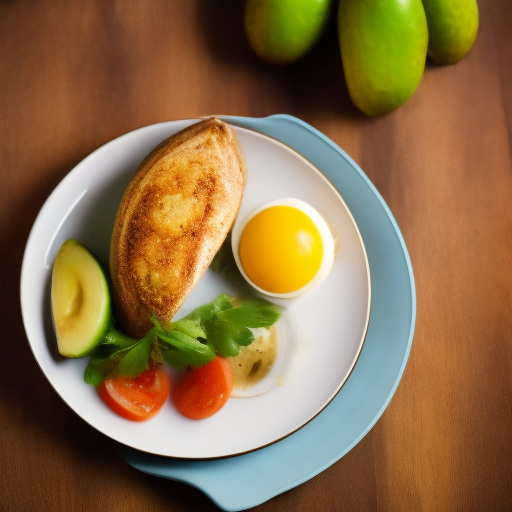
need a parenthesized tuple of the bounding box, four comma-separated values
(2, 1, 512, 511)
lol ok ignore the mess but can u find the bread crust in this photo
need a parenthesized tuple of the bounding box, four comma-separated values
(110, 118, 246, 337)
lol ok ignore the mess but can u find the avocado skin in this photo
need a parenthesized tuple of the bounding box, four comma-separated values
(245, 0, 333, 65)
(422, 0, 479, 65)
(338, 0, 428, 116)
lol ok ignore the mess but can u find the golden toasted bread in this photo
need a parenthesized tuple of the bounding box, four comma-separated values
(110, 118, 246, 337)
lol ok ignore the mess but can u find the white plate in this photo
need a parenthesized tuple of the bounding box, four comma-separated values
(20, 119, 370, 459)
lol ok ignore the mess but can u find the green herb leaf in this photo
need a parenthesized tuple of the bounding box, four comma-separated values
(204, 319, 255, 358)
(84, 329, 155, 385)
(181, 293, 234, 323)
(156, 327, 213, 357)
(161, 343, 215, 369)
(217, 299, 281, 328)
(102, 330, 138, 349)
(84, 359, 109, 387)
(84, 348, 126, 386)
(235, 326, 256, 347)
(114, 335, 153, 378)
(83, 293, 281, 383)
(163, 317, 206, 339)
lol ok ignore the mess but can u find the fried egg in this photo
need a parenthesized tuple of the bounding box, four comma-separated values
(231, 198, 335, 298)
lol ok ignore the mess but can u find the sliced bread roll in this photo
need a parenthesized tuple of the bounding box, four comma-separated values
(110, 118, 246, 337)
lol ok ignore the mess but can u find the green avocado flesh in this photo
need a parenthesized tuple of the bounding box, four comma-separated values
(51, 239, 112, 358)
(338, 0, 428, 116)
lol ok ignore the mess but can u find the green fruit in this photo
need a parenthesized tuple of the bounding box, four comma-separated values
(338, 0, 428, 116)
(422, 0, 479, 65)
(51, 239, 112, 357)
(244, 0, 333, 64)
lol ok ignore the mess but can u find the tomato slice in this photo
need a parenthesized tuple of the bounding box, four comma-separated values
(97, 366, 170, 421)
(172, 356, 233, 420)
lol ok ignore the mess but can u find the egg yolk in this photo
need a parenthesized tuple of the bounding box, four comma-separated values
(239, 205, 324, 294)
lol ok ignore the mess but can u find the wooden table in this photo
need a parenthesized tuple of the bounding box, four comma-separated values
(2, 1, 512, 510)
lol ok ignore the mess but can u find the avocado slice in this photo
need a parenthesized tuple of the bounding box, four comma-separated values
(51, 239, 112, 357)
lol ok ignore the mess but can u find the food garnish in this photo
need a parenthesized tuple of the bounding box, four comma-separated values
(84, 293, 281, 386)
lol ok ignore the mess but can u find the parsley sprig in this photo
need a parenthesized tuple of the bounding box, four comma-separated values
(84, 294, 281, 386)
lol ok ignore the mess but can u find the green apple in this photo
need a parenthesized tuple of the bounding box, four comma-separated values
(51, 239, 112, 357)
(422, 0, 479, 65)
(338, 0, 428, 116)
(244, 0, 333, 64)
